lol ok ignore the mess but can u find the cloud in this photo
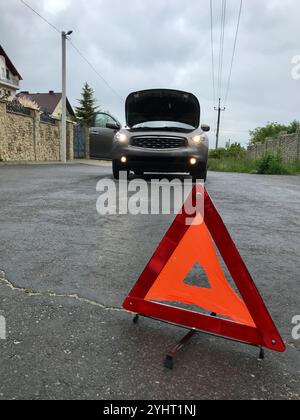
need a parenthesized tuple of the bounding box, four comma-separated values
(1, 0, 299, 146)
(42, 0, 72, 15)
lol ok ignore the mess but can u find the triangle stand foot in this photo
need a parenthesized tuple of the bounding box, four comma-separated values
(164, 330, 196, 370)
(258, 347, 265, 361)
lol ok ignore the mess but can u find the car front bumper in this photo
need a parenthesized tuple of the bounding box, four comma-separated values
(112, 145, 208, 173)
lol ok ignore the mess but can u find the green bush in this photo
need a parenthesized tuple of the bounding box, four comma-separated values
(208, 143, 300, 175)
(256, 153, 290, 175)
(208, 152, 300, 175)
(209, 143, 246, 160)
(249, 121, 300, 145)
(209, 148, 227, 159)
(226, 143, 246, 158)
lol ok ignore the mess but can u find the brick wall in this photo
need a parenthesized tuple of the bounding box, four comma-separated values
(247, 129, 300, 162)
(0, 100, 74, 162)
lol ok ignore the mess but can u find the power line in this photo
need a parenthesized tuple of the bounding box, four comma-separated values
(212, 0, 244, 148)
(68, 40, 124, 101)
(217, 0, 227, 100)
(213, 0, 227, 149)
(220, 0, 227, 99)
(19, 0, 123, 102)
(20, 0, 61, 34)
(210, 0, 216, 106)
(225, 0, 243, 105)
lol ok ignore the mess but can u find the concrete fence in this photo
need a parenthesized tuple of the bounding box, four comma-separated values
(0, 100, 74, 162)
(247, 129, 300, 162)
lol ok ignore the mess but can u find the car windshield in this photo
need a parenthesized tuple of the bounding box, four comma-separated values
(132, 121, 194, 130)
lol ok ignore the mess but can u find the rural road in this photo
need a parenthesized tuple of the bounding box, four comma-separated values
(0, 163, 299, 400)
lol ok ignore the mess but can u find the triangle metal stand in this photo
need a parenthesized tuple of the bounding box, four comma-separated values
(132, 313, 266, 370)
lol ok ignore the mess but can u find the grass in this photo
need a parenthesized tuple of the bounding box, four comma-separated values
(208, 155, 300, 175)
(286, 160, 300, 174)
(208, 158, 257, 174)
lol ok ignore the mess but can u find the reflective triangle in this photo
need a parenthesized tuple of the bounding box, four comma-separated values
(123, 184, 285, 353)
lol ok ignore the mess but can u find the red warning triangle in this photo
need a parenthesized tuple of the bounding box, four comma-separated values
(123, 184, 285, 353)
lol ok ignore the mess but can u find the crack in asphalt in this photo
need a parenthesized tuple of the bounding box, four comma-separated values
(0, 269, 127, 313)
(1, 269, 299, 354)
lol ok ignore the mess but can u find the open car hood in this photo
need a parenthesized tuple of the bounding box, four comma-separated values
(125, 89, 201, 129)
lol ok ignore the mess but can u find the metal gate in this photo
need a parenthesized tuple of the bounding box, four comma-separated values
(73, 125, 86, 159)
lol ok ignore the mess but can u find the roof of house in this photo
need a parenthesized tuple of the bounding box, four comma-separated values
(17, 91, 75, 116)
(0, 45, 23, 80)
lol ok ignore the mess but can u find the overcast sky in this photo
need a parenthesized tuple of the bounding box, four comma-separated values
(1, 0, 299, 146)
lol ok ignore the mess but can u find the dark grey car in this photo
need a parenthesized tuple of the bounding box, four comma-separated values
(111, 89, 210, 181)
(90, 112, 121, 160)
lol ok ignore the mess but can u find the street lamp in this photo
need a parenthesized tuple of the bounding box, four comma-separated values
(61, 30, 73, 163)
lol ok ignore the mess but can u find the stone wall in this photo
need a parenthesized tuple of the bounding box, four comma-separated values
(247, 129, 300, 162)
(37, 121, 60, 161)
(0, 100, 74, 162)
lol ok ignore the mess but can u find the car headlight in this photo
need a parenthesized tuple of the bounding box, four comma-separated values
(115, 132, 128, 143)
(192, 135, 206, 144)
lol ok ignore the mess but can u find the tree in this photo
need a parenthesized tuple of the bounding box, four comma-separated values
(75, 83, 98, 127)
(209, 142, 245, 159)
(226, 142, 246, 157)
(249, 121, 300, 145)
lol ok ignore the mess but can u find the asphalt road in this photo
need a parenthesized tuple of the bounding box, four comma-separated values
(0, 163, 299, 400)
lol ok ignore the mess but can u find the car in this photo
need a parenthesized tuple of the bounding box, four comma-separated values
(110, 89, 210, 182)
(90, 112, 122, 160)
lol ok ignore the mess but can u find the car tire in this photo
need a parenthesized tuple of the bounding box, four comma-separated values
(191, 163, 208, 183)
(112, 160, 129, 180)
(112, 160, 120, 179)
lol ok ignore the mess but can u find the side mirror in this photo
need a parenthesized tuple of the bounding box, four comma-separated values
(201, 124, 210, 133)
(106, 122, 121, 130)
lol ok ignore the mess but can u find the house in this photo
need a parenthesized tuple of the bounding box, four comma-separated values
(0, 45, 23, 97)
(17, 91, 75, 119)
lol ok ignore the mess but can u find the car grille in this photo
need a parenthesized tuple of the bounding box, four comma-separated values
(131, 136, 187, 150)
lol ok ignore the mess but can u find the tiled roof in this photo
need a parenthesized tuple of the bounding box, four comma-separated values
(17, 91, 75, 116)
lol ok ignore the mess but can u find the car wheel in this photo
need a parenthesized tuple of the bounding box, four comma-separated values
(191, 163, 208, 183)
(112, 160, 129, 180)
(112, 160, 120, 179)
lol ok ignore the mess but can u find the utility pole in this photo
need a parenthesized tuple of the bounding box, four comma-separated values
(214, 98, 226, 149)
(61, 30, 73, 163)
